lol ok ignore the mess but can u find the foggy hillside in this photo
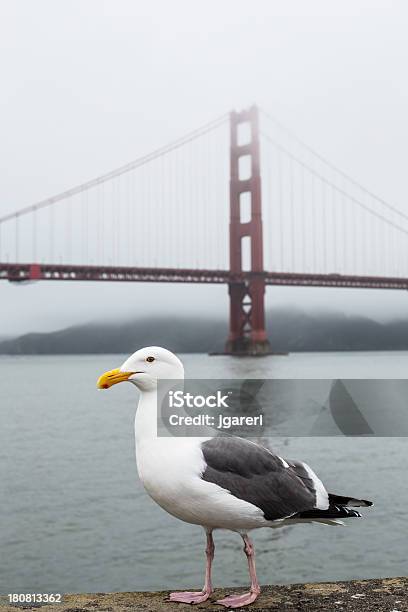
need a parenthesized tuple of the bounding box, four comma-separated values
(1, 309, 408, 354)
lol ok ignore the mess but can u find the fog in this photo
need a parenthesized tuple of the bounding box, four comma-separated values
(1, 0, 408, 336)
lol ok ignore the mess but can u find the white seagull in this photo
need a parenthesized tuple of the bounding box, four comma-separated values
(97, 346, 372, 609)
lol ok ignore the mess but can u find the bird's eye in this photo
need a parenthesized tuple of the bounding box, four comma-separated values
(146, 356, 155, 363)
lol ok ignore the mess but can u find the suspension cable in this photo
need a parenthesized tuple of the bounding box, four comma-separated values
(0, 113, 228, 224)
(260, 107, 408, 223)
(261, 131, 408, 238)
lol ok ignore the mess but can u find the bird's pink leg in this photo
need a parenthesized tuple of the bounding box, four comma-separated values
(216, 534, 261, 608)
(169, 530, 214, 604)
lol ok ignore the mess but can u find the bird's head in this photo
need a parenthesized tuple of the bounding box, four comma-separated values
(97, 346, 184, 392)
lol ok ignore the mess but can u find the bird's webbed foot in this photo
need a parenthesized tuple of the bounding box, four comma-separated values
(169, 589, 212, 604)
(216, 588, 260, 608)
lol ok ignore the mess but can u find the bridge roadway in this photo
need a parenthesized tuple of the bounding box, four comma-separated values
(1, 262, 408, 290)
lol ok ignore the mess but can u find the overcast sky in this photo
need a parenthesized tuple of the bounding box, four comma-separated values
(1, 0, 408, 336)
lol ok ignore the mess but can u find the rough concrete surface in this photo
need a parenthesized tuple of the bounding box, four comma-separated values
(1, 577, 407, 612)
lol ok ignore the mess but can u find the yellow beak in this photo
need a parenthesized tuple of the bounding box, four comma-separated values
(97, 368, 133, 389)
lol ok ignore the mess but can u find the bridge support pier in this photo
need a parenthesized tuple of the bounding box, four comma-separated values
(225, 105, 271, 356)
(225, 278, 270, 355)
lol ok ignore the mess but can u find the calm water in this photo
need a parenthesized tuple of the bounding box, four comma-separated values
(0, 351, 407, 594)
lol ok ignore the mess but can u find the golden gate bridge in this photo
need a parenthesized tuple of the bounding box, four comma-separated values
(1, 105, 408, 354)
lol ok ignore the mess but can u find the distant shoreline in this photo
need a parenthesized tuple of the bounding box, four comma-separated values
(1, 348, 408, 356)
(2, 308, 408, 355)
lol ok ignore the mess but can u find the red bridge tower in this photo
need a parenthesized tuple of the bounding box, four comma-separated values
(225, 105, 271, 355)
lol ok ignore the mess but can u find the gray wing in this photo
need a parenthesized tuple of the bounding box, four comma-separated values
(201, 437, 320, 521)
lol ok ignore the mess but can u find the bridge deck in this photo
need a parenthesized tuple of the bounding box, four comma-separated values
(1, 262, 408, 290)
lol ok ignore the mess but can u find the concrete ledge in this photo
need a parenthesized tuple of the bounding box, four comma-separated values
(1, 577, 407, 612)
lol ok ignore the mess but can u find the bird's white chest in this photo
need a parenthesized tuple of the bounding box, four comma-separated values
(134, 394, 206, 507)
(135, 437, 211, 524)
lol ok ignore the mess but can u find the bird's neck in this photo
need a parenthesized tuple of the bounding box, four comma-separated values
(135, 389, 158, 443)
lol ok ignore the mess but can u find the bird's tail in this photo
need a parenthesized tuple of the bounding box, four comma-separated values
(296, 505, 362, 519)
(295, 493, 373, 520)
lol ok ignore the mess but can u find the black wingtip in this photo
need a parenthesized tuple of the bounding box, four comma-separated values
(328, 494, 373, 507)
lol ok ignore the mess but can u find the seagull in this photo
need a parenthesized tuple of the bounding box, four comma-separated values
(97, 346, 372, 609)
